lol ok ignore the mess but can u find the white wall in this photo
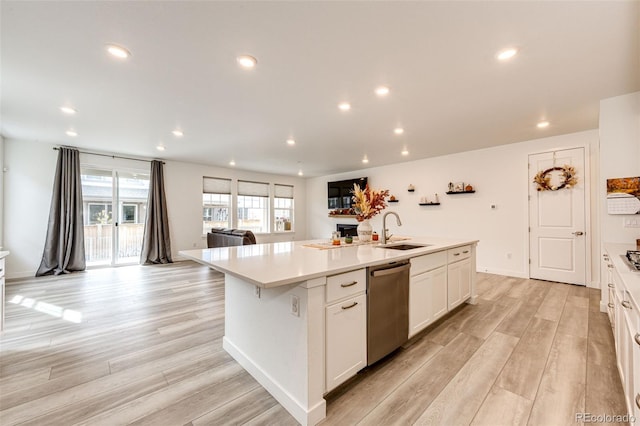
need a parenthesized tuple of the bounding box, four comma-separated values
(163, 159, 307, 260)
(307, 130, 600, 284)
(4, 139, 58, 277)
(3, 139, 307, 278)
(599, 91, 640, 244)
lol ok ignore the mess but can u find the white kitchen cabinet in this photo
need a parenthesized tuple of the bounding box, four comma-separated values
(603, 251, 615, 326)
(447, 257, 471, 310)
(606, 245, 640, 420)
(325, 293, 367, 392)
(409, 266, 447, 338)
(325, 268, 367, 393)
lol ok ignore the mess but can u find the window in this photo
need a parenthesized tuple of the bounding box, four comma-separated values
(274, 184, 294, 231)
(121, 204, 137, 223)
(203, 177, 231, 234)
(237, 180, 269, 233)
(88, 203, 113, 225)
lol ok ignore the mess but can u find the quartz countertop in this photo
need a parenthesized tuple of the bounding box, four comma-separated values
(606, 243, 640, 310)
(180, 236, 477, 288)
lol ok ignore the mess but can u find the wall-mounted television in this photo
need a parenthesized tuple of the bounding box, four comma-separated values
(328, 177, 367, 209)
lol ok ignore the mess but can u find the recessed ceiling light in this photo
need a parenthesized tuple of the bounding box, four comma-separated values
(229, 160, 236, 166)
(66, 130, 78, 137)
(156, 145, 165, 151)
(375, 86, 390, 97)
(497, 47, 518, 61)
(172, 130, 184, 137)
(338, 102, 351, 111)
(298, 170, 304, 176)
(60, 106, 77, 115)
(286, 138, 296, 146)
(237, 55, 257, 69)
(537, 121, 550, 128)
(362, 156, 369, 164)
(394, 127, 404, 135)
(106, 44, 131, 59)
(401, 149, 409, 156)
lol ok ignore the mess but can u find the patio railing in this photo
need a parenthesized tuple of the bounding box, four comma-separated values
(84, 223, 145, 264)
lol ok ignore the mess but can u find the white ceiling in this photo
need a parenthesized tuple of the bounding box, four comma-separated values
(2, 1, 639, 177)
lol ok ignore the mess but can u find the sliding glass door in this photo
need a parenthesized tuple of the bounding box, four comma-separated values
(81, 168, 150, 266)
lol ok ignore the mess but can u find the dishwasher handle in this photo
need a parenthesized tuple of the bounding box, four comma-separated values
(370, 262, 410, 277)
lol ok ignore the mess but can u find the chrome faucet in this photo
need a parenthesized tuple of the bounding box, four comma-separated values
(381, 211, 402, 244)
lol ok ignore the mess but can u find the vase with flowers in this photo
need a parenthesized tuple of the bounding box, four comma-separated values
(351, 183, 389, 242)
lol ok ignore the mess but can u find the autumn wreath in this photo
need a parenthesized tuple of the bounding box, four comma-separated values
(533, 165, 577, 191)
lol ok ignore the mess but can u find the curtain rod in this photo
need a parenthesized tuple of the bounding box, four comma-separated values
(53, 147, 165, 164)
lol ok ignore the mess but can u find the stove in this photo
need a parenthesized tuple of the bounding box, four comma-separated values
(625, 250, 640, 271)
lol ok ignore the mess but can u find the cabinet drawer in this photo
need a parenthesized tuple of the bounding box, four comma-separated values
(448, 245, 471, 263)
(410, 251, 447, 276)
(326, 269, 366, 304)
(325, 293, 367, 391)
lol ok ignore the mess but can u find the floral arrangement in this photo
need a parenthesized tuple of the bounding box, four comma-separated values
(533, 165, 578, 191)
(351, 183, 389, 221)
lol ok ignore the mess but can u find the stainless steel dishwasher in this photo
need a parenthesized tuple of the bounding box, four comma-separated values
(367, 260, 410, 365)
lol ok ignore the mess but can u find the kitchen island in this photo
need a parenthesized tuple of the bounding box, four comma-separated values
(180, 236, 478, 426)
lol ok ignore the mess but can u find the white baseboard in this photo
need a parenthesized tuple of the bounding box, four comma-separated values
(223, 337, 326, 426)
(476, 267, 529, 279)
(600, 300, 608, 313)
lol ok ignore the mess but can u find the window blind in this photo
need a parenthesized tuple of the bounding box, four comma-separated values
(238, 180, 269, 197)
(274, 184, 294, 199)
(203, 177, 231, 194)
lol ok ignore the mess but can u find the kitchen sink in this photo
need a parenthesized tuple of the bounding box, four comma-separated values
(377, 243, 431, 250)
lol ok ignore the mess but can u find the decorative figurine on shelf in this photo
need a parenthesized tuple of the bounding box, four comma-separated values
(465, 185, 473, 192)
(389, 195, 397, 201)
(408, 184, 415, 192)
(420, 196, 427, 203)
(435, 193, 439, 203)
(448, 182, 454, 192)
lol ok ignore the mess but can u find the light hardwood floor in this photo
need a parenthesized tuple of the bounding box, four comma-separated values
(0, 262, 627, 425)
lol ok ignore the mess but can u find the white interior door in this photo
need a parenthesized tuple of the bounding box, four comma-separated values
(529, 147, 586, 285)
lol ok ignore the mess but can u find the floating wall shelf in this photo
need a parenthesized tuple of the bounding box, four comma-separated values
(388, 200, 399, 203)
(328, 214, 357, 218)
(419, 202, 441, 206)
(445, 191, 476, 194)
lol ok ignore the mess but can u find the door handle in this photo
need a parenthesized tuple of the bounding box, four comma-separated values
(572, 231, 584, 236)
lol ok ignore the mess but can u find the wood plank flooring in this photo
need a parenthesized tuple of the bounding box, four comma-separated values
(0, 263, 627, 425)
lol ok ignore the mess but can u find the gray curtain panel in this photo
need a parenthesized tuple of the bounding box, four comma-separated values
(36, 147, 86, 276)
(140, 160, 173, 264)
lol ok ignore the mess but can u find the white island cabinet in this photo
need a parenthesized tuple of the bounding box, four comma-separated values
(181, 236, 477, 426)
(447, 245, 472, 310)
(409, 251, 447, 337)
(325, 269, 367, 391)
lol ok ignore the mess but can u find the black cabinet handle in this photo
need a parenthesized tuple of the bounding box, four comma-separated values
(341, 302, 358, 310)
